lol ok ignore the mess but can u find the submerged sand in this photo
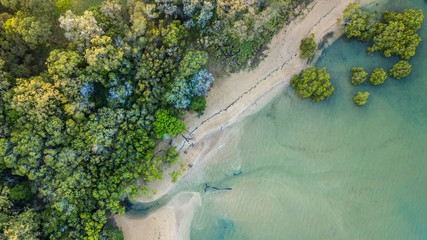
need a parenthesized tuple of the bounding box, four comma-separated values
(115, 0, 378, 239)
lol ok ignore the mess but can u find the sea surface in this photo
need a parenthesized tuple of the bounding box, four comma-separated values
(129, 0, 427, 239)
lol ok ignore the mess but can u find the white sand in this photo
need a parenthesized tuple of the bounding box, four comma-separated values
(116, 0, 378, 239)
(115, 192, 201, 240)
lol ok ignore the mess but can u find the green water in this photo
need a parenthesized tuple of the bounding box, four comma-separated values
(130, 1, 427, 239)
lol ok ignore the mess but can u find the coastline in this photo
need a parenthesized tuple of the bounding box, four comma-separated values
(115, 0, 378, 239)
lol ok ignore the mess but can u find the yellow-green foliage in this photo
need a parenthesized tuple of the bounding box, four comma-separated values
(368, 68, 387, 86)
(300, 33, 317, 59)
(291, 67, 334, 102)
(351, 67, 368, 85)
(353, 91, 369, 106)
(389, 61, 412, 79)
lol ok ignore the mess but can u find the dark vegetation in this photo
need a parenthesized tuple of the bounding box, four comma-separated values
(0, 0, 311, 239)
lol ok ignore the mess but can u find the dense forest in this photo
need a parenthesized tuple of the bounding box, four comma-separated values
(0, 0, 311, 238)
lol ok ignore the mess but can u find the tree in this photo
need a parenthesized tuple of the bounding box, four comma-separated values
(153, 109, 185, 139)
(3, 208, 40, 240)
(339, 3, 376, 41)
(300, 33, 317, 59)
(189, 68, 214, 96)
(11, 76, 65, 123)
(9, 183, 32, 201)
(351, 67, 367, 85)
(59, 10, 104, 49)
(46, 49, 84, 78)
(368, 68, 387, 86)
(84, 35, 124, 79)
(3, 14, 52, 48)
(389, 61, 411, 79)
(290, 67, 334, 102)
(368, 9, 423, 59)
(353, 91, 369, 106)
(188, 96, 206, 113)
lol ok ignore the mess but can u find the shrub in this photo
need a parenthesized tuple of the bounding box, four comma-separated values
(368, 68, 387, 86)
(290, 67, 334, 102)
(389, 61, 411, 79)
(300, 33, 317, 59)
(353, 91, 369, 106)
(351, 67, 367, 85)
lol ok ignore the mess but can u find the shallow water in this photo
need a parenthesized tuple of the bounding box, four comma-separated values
(130, 0, 427, 239)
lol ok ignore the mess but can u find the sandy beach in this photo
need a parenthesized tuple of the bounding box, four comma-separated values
(115, 0, 378, 239)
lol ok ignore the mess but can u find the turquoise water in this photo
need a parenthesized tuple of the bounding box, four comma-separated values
(130, 1, 427, 239)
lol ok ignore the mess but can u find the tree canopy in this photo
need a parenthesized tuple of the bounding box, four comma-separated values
(368, 68, 387, 86)
(353, 91, 369, 106)
(389, 61, 412, 79)
(351, 67, 368, 85)
(340, 3, 424, 60)
(300, 33, 317, 59)
(290, 67, 334, 102)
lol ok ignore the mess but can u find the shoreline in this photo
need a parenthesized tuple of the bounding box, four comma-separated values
(115, 0, 378, 239)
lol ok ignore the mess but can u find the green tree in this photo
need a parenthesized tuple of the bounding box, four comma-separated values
(11, 76, 65, 123)
(389, 60, 411, 79)
(9, 183, 32, 201)
(368, 68, 387, 86)
(153, 109, 185, 139)
(4, 208, 40, 240)
(188, 96, 206, 113)
(369, 9, 423, 59)
(351, 67, 367, 85)
(339, 3, 376, 41)
(46, 49, 84, 78)
(290, 67, 335, 102)
(300, 33, 317, 59)
(353, 91, 369, 106)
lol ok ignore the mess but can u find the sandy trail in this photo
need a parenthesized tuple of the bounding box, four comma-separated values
(115, 0, 377, 239)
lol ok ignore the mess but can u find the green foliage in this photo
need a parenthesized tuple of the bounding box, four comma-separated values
(9, 182, 32, 201)
(204, 0, 312, 72)
(368, 68, 387, 86)
(339, 3, 376, 41)
(4, 208, 40, 240)
(11, 76, 65, 123)
(290, 67, 335, 102)
(369, 9, 423, 59)
(153, 110, 186, 139)
(300, 33, 317, 59)
(100, 224, 124, 240)
(189, 96, 206, 113)
(351, 67, 367, 85)
(169, 163, 186, 183)
(353, 91, 369, 106)
(389, 60, 412, 79)
(341, 4, 423, 60)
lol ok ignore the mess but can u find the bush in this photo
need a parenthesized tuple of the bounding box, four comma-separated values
(290, 67, 334, 102)
(368, 68, 387, 86)
(353, 91, 369, 106)
(389, 61, 411, 79)
(351, 67, 367, 85)
(188, 96, 206, 113)
(300, 33, 317, 59)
